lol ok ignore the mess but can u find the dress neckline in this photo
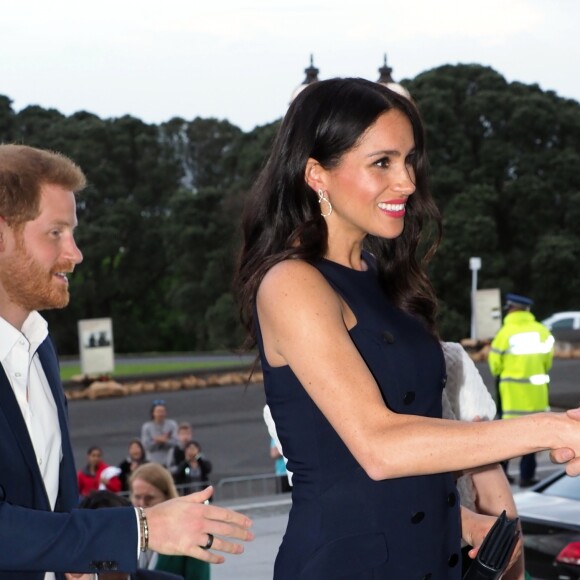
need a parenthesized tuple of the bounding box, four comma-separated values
(318, 250, 375, 275)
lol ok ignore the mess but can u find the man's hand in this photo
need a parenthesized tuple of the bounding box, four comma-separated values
(550, 408, 580, 475)
(146, 485, 254, 564)
(64, 487, 252, 577)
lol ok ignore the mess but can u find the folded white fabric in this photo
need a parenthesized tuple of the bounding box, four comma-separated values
(441, 342, 497, 513)
(441, 342, 496, 421)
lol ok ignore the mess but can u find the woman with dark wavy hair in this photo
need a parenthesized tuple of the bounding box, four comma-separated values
(235, 77, 580, 579)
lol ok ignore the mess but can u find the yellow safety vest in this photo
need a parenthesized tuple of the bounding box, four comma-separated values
(488, 311, 554, 419)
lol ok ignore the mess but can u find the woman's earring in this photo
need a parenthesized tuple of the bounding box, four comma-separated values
(318, 190, 333, 217)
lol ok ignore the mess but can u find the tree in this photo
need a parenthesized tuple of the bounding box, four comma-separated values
(162, 185, 239, 350)
(160, 117, 242, 190)
(530, 235, 580, 318)
(5, 63, 580, 350)
(407, 64, 580, 338)
(0, 95, 15, 140)
(430, 185, 507, 338)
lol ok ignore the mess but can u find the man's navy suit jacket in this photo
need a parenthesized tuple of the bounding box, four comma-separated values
(0, 336, 137, 579)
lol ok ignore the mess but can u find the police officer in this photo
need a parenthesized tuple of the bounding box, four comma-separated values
(488, 293, 554, 487)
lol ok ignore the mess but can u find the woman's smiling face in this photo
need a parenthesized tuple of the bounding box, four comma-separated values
(311, 108, 417, 244)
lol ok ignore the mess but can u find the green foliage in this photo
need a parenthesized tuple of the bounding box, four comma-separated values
(2, 63, 579, 349)
(204, 293, 245, 350)
(408, 64, 580, 338)
(530, 235, 580, 317)
(59, 358, 250, 381)
(0, 96, 15, 139)
(432, 185, 502, 296)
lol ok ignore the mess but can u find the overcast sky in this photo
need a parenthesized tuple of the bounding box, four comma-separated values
(1, 0, 577, 131)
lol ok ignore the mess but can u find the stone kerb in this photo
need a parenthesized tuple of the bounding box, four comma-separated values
(65, 370, 263, 401)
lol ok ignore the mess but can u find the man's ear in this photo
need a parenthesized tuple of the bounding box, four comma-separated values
(304, 158, 327, 193)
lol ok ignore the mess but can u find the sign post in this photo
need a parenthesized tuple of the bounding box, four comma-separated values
(78, 318, 115, 376)
(474, 288, 502, 340)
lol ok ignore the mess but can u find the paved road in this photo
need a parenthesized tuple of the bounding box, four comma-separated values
(69, 381, 271, 483)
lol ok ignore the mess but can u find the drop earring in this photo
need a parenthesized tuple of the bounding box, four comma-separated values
(317, 190, 333, 217)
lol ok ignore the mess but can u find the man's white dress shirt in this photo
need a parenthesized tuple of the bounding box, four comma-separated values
(0, 312, 61, 580)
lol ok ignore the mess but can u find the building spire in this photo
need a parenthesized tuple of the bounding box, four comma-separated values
(302, 54, 319, 85)
(376, 53, 411, 99)
(377, 53, 394, 84)
(290, 54, 320, 102)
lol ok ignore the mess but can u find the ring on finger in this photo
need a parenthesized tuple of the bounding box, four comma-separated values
(201, 533, 214, 550)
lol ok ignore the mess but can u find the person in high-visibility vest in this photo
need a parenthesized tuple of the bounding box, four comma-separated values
(488, 293, 554, 487)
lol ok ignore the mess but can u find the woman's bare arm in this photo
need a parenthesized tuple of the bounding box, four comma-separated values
(257, 259, 580, 480)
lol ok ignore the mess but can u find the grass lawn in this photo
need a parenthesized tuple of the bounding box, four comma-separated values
(60, 359, 250, 382)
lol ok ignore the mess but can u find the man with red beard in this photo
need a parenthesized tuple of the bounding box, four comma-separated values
(0, 145, 253, 580)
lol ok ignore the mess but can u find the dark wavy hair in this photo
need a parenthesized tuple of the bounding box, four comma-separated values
(235, 78, 442, 343)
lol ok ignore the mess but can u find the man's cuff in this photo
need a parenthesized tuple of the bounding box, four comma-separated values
(134, 507, 141, 559)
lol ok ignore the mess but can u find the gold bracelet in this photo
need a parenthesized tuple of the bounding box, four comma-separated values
(137, 507, 149, 552)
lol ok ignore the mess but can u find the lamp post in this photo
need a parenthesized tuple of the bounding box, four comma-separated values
(469, 257, 481, 340)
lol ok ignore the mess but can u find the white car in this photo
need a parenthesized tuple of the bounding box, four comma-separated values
(541, 312, 580, 331)
(515, 470, 580, 579)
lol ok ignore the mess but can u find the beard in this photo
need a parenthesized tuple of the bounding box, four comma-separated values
(0, 236, 74, 313)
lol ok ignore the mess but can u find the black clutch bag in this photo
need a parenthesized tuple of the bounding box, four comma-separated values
(463, 510, 520, 580)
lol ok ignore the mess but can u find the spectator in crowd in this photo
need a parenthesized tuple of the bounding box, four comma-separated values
(141, 400, 179, 466)
(77, 446, 122, 499)
(167, 422, 194, 475)
(68, 490, 183, 580)
(173, 441, 212, 496)
(130, 464, 211, 580)
(118, 439, 149, 492)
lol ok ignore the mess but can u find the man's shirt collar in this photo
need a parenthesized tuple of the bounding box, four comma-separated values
(0, 311, 48, 362)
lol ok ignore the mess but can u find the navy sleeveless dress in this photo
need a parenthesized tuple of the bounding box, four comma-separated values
(255, 256, 461, 579)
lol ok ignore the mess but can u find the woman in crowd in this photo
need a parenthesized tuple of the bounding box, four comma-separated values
(173, 441, 212, 496)
(118, 439, 149, 492)
(77, 445, 122, 499)
(130, 463, 211, 580)
(235, 77, 580, 579)
(141, 400, 179, 466)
